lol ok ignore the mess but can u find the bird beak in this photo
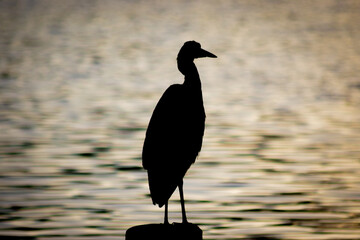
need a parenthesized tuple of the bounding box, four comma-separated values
(196, 48, 217, 58)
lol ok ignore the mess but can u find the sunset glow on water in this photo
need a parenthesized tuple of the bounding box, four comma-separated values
(1, 1, 360, 239)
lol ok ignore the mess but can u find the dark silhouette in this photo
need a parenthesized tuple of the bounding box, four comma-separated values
(126, 41, 216, 240)
(126, 223, 202, 240)
(142, 41, 217, 224)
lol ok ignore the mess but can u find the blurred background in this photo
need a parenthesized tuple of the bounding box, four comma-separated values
(1, 0, 360, 239)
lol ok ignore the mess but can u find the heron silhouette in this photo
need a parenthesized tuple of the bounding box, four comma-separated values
(142, 41, 217, 225)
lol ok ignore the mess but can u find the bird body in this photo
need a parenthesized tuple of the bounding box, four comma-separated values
(142, 41, 216, 224)
(143, 83, 205, 206)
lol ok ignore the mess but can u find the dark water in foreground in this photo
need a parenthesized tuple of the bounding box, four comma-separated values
(1, 1, 360, 239)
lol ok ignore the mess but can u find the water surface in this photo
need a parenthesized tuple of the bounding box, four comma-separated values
(1, 1, 360, 239)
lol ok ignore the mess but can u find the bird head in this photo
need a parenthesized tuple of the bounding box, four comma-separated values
(177, 41, 217, 61)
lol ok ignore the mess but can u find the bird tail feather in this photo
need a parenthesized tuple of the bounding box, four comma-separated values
(147, 168, 186, 208)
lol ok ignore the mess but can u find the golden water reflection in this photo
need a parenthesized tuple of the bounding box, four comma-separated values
(1, 0, 360, 239)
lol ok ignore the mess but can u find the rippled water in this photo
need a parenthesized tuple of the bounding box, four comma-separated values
(1, 0, 360, 239)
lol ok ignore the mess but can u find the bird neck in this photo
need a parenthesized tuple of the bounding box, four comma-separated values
(177, 59, 201, 89)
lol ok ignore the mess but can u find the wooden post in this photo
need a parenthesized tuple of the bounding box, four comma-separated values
(126, 223, 202, 240)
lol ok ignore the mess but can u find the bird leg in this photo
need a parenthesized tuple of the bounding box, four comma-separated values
(164, 201, 169, 225)
(179, 180, 188, 224)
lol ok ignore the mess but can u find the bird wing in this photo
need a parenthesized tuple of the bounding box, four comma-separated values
(142, 84, 205, 171)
